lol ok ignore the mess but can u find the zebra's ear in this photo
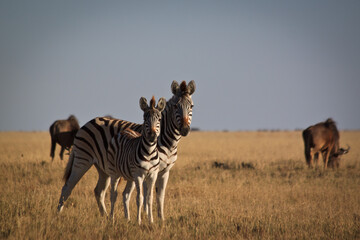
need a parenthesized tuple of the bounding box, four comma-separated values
(187, 80, 196, 95)
(171, 80, 179, 95)
(156, 97, 166, 112)
(139, 97, 148, 111)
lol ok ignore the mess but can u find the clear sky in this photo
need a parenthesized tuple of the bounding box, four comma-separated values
(1, 0, 359, 131)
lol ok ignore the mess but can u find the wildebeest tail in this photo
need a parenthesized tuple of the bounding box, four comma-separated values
(49, 123, 56, 159)
(302, 128, 312, 163)
(63, 150, 75, 182)
(49, 122, 54, 134)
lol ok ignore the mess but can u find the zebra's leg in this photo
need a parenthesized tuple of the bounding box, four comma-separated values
(110, 177, 121, 219)
(122, 180, 135, 221)
(143, 182, 148, 216)
(135, 176, 144, 225)
(59, 146, 65, 160)
(57, 159, 93, 213)
(155, 170, 170, 221)
(145, 171, 158, 223)
(94, 166, 110, 216)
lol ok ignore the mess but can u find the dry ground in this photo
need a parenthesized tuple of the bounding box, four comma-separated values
(0, 131, 359, 239)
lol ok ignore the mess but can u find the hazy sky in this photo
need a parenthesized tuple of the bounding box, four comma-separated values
(1, 0, 359, 131)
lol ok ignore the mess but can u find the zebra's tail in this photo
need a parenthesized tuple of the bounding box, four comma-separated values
(63, 150, 75, 182)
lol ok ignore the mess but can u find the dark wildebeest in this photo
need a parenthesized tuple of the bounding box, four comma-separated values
(49, 115, 80, 161)
(302, 118, 350, 169)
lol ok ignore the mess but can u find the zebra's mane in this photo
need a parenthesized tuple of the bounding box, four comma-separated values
(150, 96, 156, 109)
(120, 128, 142, 139)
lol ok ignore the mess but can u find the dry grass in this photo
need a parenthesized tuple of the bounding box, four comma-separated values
(1, 131, 359, 239)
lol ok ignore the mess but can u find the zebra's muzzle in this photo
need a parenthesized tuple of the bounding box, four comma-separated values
(180, 116, 190, 136)
(151, 127, 156, 134)
(148, 128, 157, 142)
(180, 126, 190, 136)
(148, 134, 157, 142)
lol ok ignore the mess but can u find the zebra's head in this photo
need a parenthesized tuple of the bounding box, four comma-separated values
(170, 80, 196, 136)
(140, 96, 166, 142)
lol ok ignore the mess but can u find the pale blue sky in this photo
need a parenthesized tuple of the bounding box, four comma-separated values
(1, 0, 359, 131)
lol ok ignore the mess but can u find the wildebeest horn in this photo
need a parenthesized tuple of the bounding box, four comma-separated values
(339, 145, 350, 154)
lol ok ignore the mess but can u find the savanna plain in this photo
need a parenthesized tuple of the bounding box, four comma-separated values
(1, 131, 360, 239)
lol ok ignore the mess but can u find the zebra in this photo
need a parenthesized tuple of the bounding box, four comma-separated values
(95, 80, 196, 221)
(135, 80, 195, 221)
(57, 80, 195, 222)
(57, 96, 166, 225)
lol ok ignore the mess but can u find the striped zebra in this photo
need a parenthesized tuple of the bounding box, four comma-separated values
(57, 96, 166, 225)
(100, 80, 196, 221)
(139, 80, 195, 220)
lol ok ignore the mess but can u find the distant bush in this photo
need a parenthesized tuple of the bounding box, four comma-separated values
(212, 161, 255, 170)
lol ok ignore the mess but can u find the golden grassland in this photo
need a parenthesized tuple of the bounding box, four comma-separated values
(0, 131, 360, 239)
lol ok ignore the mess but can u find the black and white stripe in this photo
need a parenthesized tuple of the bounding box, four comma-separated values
(99, 80, 196, 221)
(142, 80, 195, 220)
(118, 80, 196, 221)
(57, 96, 166, 225)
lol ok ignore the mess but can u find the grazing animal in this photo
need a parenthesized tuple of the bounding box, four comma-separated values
(302, 118, 350, 169)
(57, 96, 166, 225)
(49, 115, 80, 161)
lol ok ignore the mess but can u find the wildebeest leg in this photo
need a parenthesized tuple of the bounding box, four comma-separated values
(304, 152, 311, 168)
(57, 158, 93, 213)
(50, 138, 56, 161)
(321, 150, 326, 168)
(309, 150, 315, 168)
(314, 152, 319, 168)
(323, 148, 331, 170)
(59, 146, 65, 160)
(94, 166, 110, 216)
